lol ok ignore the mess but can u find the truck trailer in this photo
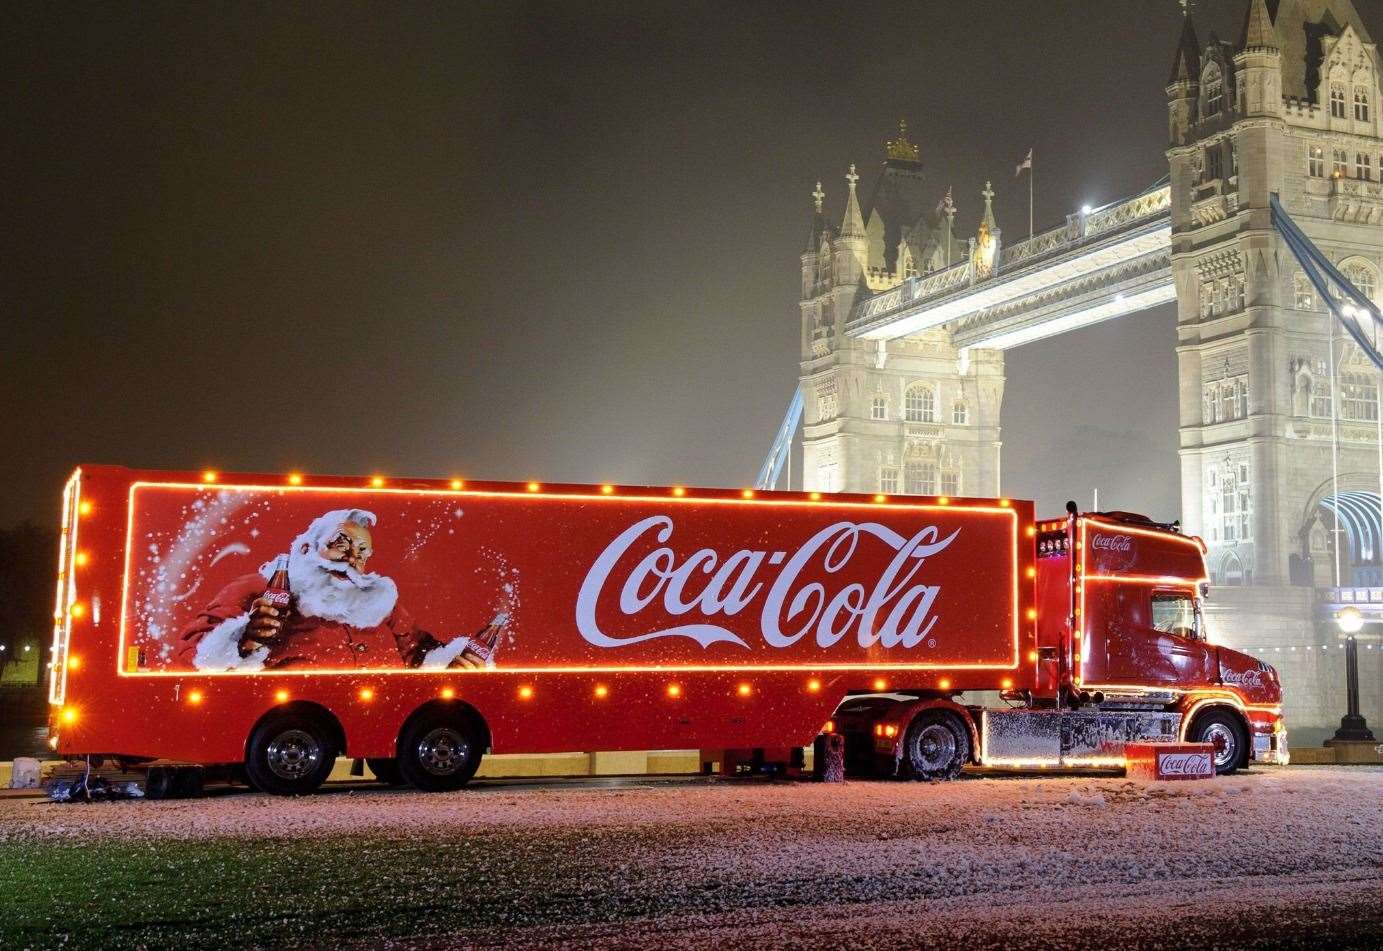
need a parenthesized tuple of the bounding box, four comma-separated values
(46, 465, 1287, 794)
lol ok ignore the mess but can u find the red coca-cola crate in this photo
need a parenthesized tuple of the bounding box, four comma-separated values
(1124, 743, 1216, 781)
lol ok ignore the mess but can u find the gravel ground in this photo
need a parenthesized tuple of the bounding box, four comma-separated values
(2, 765, 1381, 949)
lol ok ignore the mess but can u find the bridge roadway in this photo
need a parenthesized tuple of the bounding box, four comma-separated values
(846, 183, 1174, 351)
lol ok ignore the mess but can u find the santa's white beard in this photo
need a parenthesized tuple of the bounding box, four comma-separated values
(269, 551, 398, 629)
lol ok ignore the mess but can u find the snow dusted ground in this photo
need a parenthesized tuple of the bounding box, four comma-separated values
(2, 765, 1381, 949)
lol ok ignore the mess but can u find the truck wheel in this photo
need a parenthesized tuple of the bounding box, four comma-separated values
(397, 710, 483, 792)
(367, 757, 404, 786)
(902, 710, 970, 781)
(1191, 710, 1247, 775)
(244, 713, 338, 796)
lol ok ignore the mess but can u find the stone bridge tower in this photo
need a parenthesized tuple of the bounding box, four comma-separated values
(1168, 0, 1383, 739)
(799, 126, 1005, 499)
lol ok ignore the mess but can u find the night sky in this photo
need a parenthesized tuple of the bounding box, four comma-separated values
(3, 1, 1290, 529)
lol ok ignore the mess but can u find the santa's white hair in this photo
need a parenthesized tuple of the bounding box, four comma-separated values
(266, 507, 397, 628)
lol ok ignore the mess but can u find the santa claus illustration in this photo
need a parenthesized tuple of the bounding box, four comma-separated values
(179, 508, 503, 671)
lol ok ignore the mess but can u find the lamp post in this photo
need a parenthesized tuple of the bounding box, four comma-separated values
(1330, 607, 1375, 743)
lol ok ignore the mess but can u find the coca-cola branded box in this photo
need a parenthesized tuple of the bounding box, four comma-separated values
(1124, 742, 1216, 781)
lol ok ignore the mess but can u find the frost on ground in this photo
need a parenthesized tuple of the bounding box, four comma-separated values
(1, 765, 1380, 950)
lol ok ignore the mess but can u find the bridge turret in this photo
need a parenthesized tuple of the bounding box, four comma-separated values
(832, 164, 869, 317)
(1166, 11, 1201, 145)
(1234, 0, 1282, 119)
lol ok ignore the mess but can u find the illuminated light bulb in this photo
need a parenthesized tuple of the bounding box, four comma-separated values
(873, 494, 887, 503)
(810, 492, 822, 501)
(938, 496, 950, 505)
(741, 489, 754, 499)
(874, 724, 883, 736)
(1001, 678, 1014, 690)
(593, 684, 609, 699)
(526, 482, 541, 493)
(672, 487, 686, 497)
(66, 656, 80, 671)
(78, 501, 93, 516)
(440, 686, 456, 700)
(74, 551, 89, 567)
(666, 683, 682, 698)
(601, 484, 615, 495)
(1026, 566, 1037, 579)
(61, 707, 77, 724)
(806, 678, 822, 692)
(358, 687, 374, 702)
(1027, 608, 1038, 621)
(1000, 499, 1012, 508)
(873, 678, 888, 691)
(1025, 526, 1037, 537)
(187, 690, 204, 705)
(287, 473, 304, 486)
(884, 725, 898, 738)
(202, 470, 218, 483)
(1028, 649, 1040, 663)
(370, 476, 385, 488)
(69, 603, 85, 619)
(518, 685, 534, 700)
(823, 719, 835, 733)
(1073, 629, 1083, 640)
(450, 479, 464, 491)
(736, 683, 752, 697)
(274, 689, 289, 703)
(938, 678, 952, 691)
(1081, 204, 1093, 215)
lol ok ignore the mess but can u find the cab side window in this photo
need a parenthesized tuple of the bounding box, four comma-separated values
(1151, 593, 1199, 640)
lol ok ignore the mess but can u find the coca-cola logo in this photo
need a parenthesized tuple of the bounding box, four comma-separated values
(576, 516, 960, 651)
(1221, 667, 1264, 689)
(1158, 752, 1213, 777)
(1091, 533, 1133, 553)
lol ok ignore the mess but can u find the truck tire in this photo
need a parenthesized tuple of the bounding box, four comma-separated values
(244, 713, 338, 796)
(902, 709, 970, 781)
(367, 757, 404, 786)
(1190, 710, 1247, 775)
(397, 710, 483, 792)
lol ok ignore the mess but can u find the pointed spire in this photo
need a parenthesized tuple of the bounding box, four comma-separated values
(980, 181, 998, 233)
(806, 182, 828, 253)
(840, 164, 865, 238)
(1240, 0, 1277, 51)
(1169, 8, 1201, 85)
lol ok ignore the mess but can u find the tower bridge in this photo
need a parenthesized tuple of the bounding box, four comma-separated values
(768, 0, 1382, 743)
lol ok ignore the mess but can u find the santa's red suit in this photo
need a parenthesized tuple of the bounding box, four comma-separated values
(178, 573, 461, 671)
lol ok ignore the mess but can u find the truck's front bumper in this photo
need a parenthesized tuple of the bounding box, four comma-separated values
(1254, 728, 1289, 766)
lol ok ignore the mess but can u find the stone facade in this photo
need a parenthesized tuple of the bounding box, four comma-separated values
(799, 133, 1005, 499)
(1168, 0, 1382, 737)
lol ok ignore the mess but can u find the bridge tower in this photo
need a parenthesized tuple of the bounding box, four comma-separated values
(1168, 0, 1383, 738)
(799, 127, 1005, 499)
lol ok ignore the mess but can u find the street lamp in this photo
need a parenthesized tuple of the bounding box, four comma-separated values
(1331, 609, 1376, 743)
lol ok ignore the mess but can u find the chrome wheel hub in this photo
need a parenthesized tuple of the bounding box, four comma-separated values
(265, 729, 321, 781)
(1203, 723, 1238, 770)
(913, 724, 956, 772)
(416, 727, 470, 776)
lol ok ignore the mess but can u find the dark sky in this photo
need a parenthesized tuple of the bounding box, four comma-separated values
(3, 1, 1276, 529)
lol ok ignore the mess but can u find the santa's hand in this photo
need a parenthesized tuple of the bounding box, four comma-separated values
(447, 653, 484, 670)
(243, 596, 287, 645)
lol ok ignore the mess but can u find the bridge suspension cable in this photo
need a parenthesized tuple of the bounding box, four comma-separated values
(755, 388, 803, 491)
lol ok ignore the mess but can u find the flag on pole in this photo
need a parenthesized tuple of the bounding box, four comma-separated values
(1015, 148, 1033, 176)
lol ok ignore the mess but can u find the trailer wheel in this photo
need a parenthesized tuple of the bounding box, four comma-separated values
(367, 757, 404, 786)
(1190, 710, 1247, 775)
(902, 710, 970, 781)
(397, 710, 483, 792)
(244, 713, 338, 796)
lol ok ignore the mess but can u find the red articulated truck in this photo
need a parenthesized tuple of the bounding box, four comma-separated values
(46, 465, 1287, 795)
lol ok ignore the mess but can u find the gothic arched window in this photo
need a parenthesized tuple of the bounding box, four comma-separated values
(952, 400, 967, 425)
(1331, 83, 1348, 118)
(1203, 64, 1224, 117)
(870, 395, 888, 420)
(1295, 272, 1316, 310)
(904, 383, 935, 423)
(904, 461, 935, 495)
(1342, 260, 1379, 303)
(1356, 85, 1372, 123)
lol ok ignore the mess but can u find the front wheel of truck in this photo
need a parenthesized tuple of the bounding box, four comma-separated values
(1190, 710, 1247, 775)
(245, 713, 339, 796)
(902, 710, 970, 781)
